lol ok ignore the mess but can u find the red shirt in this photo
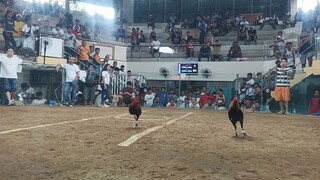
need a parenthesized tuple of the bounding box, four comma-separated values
(199, 94, 216, 107)
(309, 98, 320, 114)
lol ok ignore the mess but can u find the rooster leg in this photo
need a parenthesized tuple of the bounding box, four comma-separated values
(232, 122, 238, 137)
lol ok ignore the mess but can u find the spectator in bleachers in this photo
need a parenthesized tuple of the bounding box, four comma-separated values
(245, 73, 255, 98)
(216, 89, 226, 110)
(189, 97, 200, 109)
(149, 26, 156, 43)
(118, 65, 125, 76)
(308, 90, 320, 116)
(63, 26, 76, 59)
(22, 6, 33, 23)
(3, 10, 16, 51)
(151, 37, 161, 59)
(77, 40, 90, 70)
(91, 48, 103, 75)
(64, 11, 73, 28)
(200, 89, 216, 108)
(240, 18, 250, 30)
(147, 14, 155, 29)
(248, 26, 257, 45)
(144, 88, 155, 107)
(151, 96, 164, 108)
(138, 30, 146, 43)
(166, 98, 177, 108)
(271, 36, 285, 59)
(13, 14, 24, 49)
(185, 40, 194, 58)
(82, 28, 92, 41)
(282, 42, 296, 77)
(22, 19, 36, 50)
(196, 15, 206, 44)
(227, 41, 242, 61)
(203, 98, 215, 109)
(198, 42, 212, 62)
(116, 25, 125, 42)
(39, 19, 51, 36)
(298, 30, 314, 68)
(130, 28, 138, 50)
(158, 87, 169, 107)
(74, 33, 82, 50)
(237, 25, 247, 43)
(51, 23, 64, 37)
(172, 33, 181, 52)
(72, 19, 83, 35)
(212, 40, 222, 61)
(50, 1, 62, 17)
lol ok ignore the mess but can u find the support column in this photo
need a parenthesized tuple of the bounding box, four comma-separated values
(122, 0, 134, 24)
(290, 0, 298, 16)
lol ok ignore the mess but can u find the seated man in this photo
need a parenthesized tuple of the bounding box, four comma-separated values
(237, 25, 247, 43)
(309, 90, 320, 116)
(31, 91, 47, 105)
(118, 81, 135, 107)
(20, 83, 35, 105)
(150, 38, 161, 59)
(116, 25, 125, 42)
(212, 40, 223, 61)
(198, 42, 211, 62)
(203, 98, 215, 109)
(227, 41, 242, 61)
(248, 27, 257, 45)
(151, 96, 164, 108)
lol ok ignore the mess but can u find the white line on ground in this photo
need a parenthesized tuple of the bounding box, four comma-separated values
(118, 112, 193, 147)
(0, 114, 123, 135)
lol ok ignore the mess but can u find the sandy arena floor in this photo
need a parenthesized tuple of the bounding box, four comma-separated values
(0, 106, 319, 180)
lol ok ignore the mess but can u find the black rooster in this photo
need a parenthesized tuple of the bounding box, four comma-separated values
(228, 96, 245, 137)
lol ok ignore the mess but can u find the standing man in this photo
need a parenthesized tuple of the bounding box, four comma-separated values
(3, 10, 16, 51)
(56, 57, 80, 107)
(0, 49, 24, 105)
(273, 57, 293, 115)
(196, 15, 206, 44)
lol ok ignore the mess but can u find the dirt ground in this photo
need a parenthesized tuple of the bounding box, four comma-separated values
(0, 106, 319, 180)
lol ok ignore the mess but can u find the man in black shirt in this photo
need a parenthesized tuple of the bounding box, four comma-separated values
(198, 43, 211, 62)
(3, 10, 16, 51)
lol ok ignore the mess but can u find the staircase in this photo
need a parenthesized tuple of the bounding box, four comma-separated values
(290, 60, 320, 87)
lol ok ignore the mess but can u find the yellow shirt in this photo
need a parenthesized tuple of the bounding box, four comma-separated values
(13, 21, 25, 38)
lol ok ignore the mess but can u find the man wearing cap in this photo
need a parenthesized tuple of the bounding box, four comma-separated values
(3, 10, 16, 51)
(0, 49, 25, 105)
(13, 14, 24, 49)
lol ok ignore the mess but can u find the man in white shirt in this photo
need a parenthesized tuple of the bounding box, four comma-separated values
(56, 57, 80, 107)
(21, 19, 36, 50)
(151, 38, 161, 59)
(51, 23, 64, 37)
(100, 63, 111, 107)
(0, 49, 24, 105)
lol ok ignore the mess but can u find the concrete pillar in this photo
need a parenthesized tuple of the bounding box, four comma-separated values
(122, 0, 134, 24)
(290, 0, 298, 16)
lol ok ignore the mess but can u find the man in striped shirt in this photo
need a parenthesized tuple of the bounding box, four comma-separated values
(273, 57, 293, 115)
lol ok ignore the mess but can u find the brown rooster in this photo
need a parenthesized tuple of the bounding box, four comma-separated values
(129, 94, 142, 128)
(228, 96, 245, 137)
